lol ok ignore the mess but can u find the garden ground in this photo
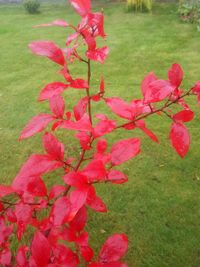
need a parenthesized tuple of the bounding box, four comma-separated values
(0, 1, 200, 266)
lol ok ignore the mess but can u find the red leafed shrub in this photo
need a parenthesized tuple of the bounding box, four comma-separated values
(0, 0, 200, 266)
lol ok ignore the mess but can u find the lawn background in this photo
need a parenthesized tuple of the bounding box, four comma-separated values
(0, 1, 200, 266)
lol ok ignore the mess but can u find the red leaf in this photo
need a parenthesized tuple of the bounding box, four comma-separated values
(70, 78, 89, 89)
(173, 110, 194, 123)
(170, 122, 190, 158)
(96, 139, 107, 154)
(39, 82, 68, 101)
(0, 249, 11, 266)
(49, 95, 65, 118)
(105, 97, 133, 120)
(69, 206, 87, 232)
(43, 132, 64, 160)
(50, 196, 71, 226)
(16, 246, 28, 267)
(29, 41, 65, 66)
(141, 72, 157, 98)
(86, 187, 107, 212)
(82, 160, 106, 182)
(63, 171, 88, 187)
(144, 80, 174, 103)
(107, 170, 128, 184)
(136, 120, 159, 143)
(0, 185, 15, 198)
(49, 185, 66, 200)
(34, 19, 69, 28)
(93, 115, 116, 138)
(31, 231, 51, 267)
(61, 113, 92, 132)
(99, 234, 128, 263)
(192, 82, 200, 94)
(15, 203, 32, 224)
(13, 154, 62, 192)
(74, 97, 89, 121)
(168, 63, 183, 88)
(86, 46, 109, 64)
(53, 244, 80, 266)
(111, 138, 141, 165)
(20, 114, 54, 140)
(69, 188, 88, 220)
(70, 0, 91, 16)
(27, 176, 47, 197)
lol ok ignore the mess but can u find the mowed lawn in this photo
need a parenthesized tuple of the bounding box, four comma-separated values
(0, 1, 200, 266)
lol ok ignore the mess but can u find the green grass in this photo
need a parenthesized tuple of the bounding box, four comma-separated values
(0, 1, 200, 266)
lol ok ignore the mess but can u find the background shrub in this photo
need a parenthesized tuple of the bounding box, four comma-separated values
(23, 0, 40, 14)
(126, 0, 153, 12)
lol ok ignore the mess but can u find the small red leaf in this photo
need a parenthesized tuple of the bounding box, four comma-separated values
(170, 122, 190, 158)
(74, 97, 89, 121)
(49, 95, 65, 118)
(141, 72, 157, 98)
(82, 160, 106, 182)
(49, 185, 66, 200)
(107, 170, 128, 184)
(0, 185, 15, 198)
(39, 82, 68, 101)
(144, 80, 174, 103)
(105, 97, 133, 120)
(29, 41, 65, 66)
(70, 0, 91, 17)
(168, 63, 183, 88)
(31, 231, 51, 267)
(34, 19, 69, 28)
(86, 187, 107, 212)
(173, 110, 194, 123)
(70, 78, 89, 89)
(43, 132, 64, 160)
(111, 138, 141, 165)
(86, 47, 109, 64)
(50, 196, 71, 226)
(20, 114, 54, 140)
(99, 234, 128, 263)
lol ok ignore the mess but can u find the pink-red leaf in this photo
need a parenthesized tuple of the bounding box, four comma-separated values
(141, 72, 157, 98)
(168, 63, 183, 88)
(99, 234, 128, 263)
(86, 47, 109, 64)
(50, 196, 71, 226)
(82, 160, 106, 182)
(49, 95, 65, 118)
(105, 97, 133, 120)
(74, 97, 89, 121)
(39, 82, 68, 101)
(29, 41, 65, 66)
(0, 185, 15, 198)
(173, 110, 194, 123)
(34, 19, 69, 28)
(49, 185, 66, 200)
(111, 138, 141, 165)
(20, 114, 54, 140)
(107, 170, 128, 184)
(43, 132, 64, 160)
(70, 0, 91, 17)
(31, 231, 51, 267)
(144, 80, 174, 103)
(170, 122, 190, 158)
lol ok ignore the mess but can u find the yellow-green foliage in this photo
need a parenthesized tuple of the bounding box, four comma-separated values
(127, 0, 152, 12)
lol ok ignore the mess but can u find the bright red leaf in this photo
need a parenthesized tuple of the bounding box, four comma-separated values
(20, 114, 54, 140)
(70, 0, 91, 17)
(29, 41, 65, 66)
(86, 47, 109, 64)
(168, 63, 183, 88)
(99, 234, 128, 263)
(39, 82, 68, 101)
(173, 110, 194, 123)
(111, 138, 141, 165)
(31, 231, 51, 267)
(170, 122, 190, 158)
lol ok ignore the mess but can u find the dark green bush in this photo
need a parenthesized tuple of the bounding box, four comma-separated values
(23, 0, 40, 14)
(178, 0, 200, 30)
